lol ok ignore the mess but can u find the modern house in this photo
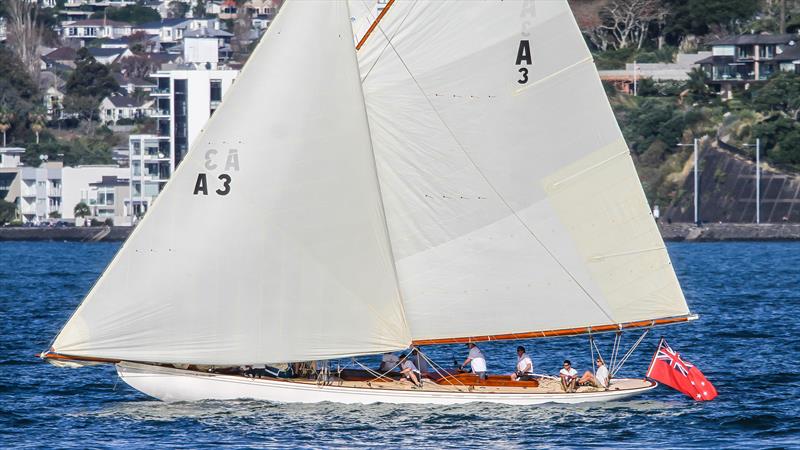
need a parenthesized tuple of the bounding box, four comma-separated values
(61, 165, 130, 222)
(696, 33, 800, 98)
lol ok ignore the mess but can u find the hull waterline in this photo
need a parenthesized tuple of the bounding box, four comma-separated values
(117, 362, 658, 405)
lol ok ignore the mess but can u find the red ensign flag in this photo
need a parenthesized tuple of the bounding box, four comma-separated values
(646, 338, 717, 401)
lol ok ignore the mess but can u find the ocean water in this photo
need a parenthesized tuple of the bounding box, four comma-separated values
(1, 241, 799, 448)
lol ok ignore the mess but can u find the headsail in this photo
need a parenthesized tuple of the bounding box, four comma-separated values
(355, 0, 692, 343)
(51, 0, 411, 365)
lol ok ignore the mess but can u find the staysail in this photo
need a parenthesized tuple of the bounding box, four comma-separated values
(354, 0, 692, 344)
(50, 0, 411, 365)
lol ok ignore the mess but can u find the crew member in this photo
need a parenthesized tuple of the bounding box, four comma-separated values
(511, 345, 534, 381)
(461, 343, 487, 380)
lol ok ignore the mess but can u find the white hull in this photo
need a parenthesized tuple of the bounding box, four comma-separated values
(117, 362, 658, 405)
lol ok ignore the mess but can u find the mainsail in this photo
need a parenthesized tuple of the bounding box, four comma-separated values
(50, 0, 411, 365)
(353, 0, 692, 344)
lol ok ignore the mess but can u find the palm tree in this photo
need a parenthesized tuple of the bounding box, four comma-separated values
(0, 111, 14, 147)
(28, 111, 46, 144)
(74, 202, 91, 218)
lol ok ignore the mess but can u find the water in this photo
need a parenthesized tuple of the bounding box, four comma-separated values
(1, 241, 799, 448)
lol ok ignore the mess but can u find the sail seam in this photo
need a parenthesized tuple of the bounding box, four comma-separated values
(551, 149, 628, 188)
(590, 246, 666, 261)
(372, 18, 617, 325)
(513, 56, 594, 96)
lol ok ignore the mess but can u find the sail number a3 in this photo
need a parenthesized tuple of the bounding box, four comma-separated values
(193, 148, 240, 196)
(516, 1, 535, 85)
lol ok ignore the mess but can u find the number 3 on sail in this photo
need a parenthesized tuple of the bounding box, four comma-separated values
(193, 149, 240, 195)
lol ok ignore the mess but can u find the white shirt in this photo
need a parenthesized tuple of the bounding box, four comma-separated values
(401, 359, 419, 373)
(595, 365, 609, 387)
(516, 354, 533, 374)
(560, 367, 578, 378)
(468, 347, 487, 373)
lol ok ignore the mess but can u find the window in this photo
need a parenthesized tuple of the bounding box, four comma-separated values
(760, 45, 775, 59)
(210, 79, 222, 102)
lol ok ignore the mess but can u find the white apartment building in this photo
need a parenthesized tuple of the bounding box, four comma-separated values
(18, 162, 63, 224)
(128, 38, 238, 215)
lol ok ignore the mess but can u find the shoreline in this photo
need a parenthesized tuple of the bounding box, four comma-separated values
(659, 223, 800, 241)
(1, 223, 799, 242)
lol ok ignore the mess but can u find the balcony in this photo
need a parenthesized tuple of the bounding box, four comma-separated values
(151, 88, 171, 97)
(49, 187, 62, 197)
(150, 109, 170, 118)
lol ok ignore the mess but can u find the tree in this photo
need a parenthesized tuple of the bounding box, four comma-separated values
(28, 110, 46, 144)
(91, 5, 160, 25)
(66, 48, 119, 99)
(596, 0, 668, 50)
(751, 72, 800, 119)
(685, 67, 712, 102)
(193, 0, 207, 18)
(0, 110, 13, 147)
(74, 201, 90, 218)
(0, 199, 16, 224)
(661, 0, 759, 44)
(5, 0, 43, 83)
(168, 1, 190, 18)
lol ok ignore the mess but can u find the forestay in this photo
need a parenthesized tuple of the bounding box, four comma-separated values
(354, 0, 691, 342)
(51, 0, 411, 365)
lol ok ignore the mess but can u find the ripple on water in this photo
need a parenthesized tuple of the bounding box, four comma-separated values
(1, 241, 800, 448)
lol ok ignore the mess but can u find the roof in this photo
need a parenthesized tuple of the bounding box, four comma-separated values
(184, 28, 232, 38)
(44, 47, 77, 61)
(113, 73, 157, 87)
(138, 18, 190, 29)
(775, 44, 800, 61)
(66, 19, 132, 27)
(709, 33, 796, 46)
(88, 47, 128, 58)
(105, 95, 147, 108)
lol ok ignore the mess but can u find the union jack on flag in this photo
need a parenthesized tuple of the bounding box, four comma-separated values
(654, 342, 693, 377)
(647, 338, 718, 401)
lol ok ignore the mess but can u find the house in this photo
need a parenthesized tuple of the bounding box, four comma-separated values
(61, 165, 130, 223)
(98, 95, 155, 124)
(113, 73, 157, 95)
(61, 19, 134, 41)
(696, 33, 800, 99)
(39, 72, 68, 120)
(87, 47, 134, 65)
(41, 47, 78, 69)
(88, 175, 132, 225)
(134, 18, 221, 48)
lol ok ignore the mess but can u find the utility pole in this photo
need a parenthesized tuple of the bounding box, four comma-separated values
(632, 60, 638, 96)
(677, 139, 700, 225)
(744, 139, 762, 224)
